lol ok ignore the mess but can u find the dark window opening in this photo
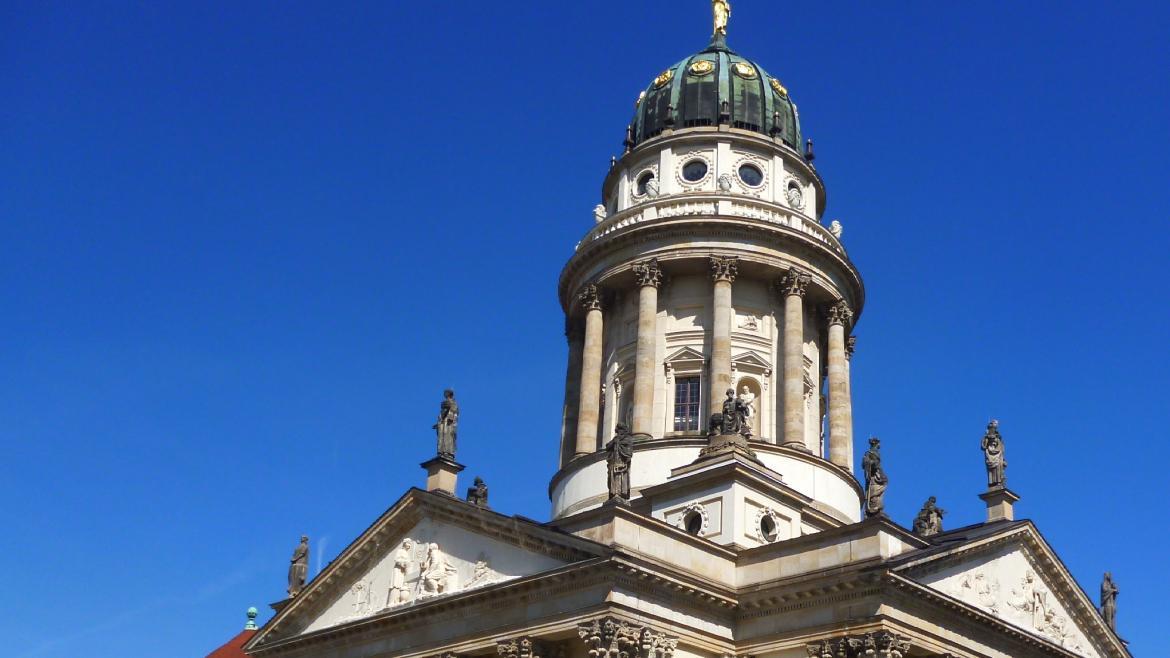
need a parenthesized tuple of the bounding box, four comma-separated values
(674, 377, 701, 431)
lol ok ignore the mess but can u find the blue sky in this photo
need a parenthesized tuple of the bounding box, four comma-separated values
(2, 2, 1167, 656)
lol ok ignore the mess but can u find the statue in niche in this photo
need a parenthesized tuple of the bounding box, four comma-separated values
(1101, 572, 1119, 631)
(861, 438, 887, 517)
(981, 419, 1007, 488)
(433, 389, 459, 459)
(719, 388, 750, 436)
(387, 538, 415, 606)
(606, 423, 633, 503)
(739, 384, 756, 434)
(912, 496, 945, 537)
(419, 543, 457, 595)
(287, 535, 309, 598)
(466, 476, 489, 508)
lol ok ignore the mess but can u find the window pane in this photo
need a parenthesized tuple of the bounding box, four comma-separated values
(674, 377, 701, 431)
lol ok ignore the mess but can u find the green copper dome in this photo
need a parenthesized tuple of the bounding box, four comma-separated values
(629, 35, 803, 151)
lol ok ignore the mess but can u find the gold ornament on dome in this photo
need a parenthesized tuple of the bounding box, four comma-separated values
(712, 0, 731, 36)
(653, 68, 674, 89)
(770, 77, 788, 97)
(732, 62, 757, 79)
(689, 60, 715, 76)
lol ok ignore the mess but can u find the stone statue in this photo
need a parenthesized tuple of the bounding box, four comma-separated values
(287, 535, 309, 597)
(712, 0, 731, 35)
(829, 219, 843, 239)
(912, 496, 945, 537)
(981, 419, 1006, 488)
(739, 385, 756, 435)
(644, 177, 659, 198)
(606, 423, 633, 503)
(419, 543, 457, 595)
(717, 173, 733, 192)
(388, 538, 415, 606)
(719, 388, 750, 436)
(1100, 572, 1118, 631)
(466, 476, 489, 508)
(593, 204, 606, 223)
(433, 389, 459, 459)
(861, 438, 887, 517)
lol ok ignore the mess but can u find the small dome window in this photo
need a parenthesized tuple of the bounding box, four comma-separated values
(684, 510, 704, 535)
(636, 171, 655, 196)
(738, 163, 764, 187)
(682, 160, 708, 183)
(760, 514, 778, 542)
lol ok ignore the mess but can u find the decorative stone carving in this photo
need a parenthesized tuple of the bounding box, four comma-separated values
(466, 476, 489, 508)
(632, 258, 662, 288)
(498, 636, 543, 658)
(463, 555, 499, 590)
(644, 177, 660, 198)
(805, 632, 911, 658)
(717, 173, 733, 192)
(845, 335, 857, 360)
(861, 438, 887, 517)
(953, 571, 1000, 615)
(912, 496, 945, 537)
(981, 419, 1007, 489)
(349, 579, 373, 616)
(579, 284, 603, 311)
(287, 535, 309, 598)
(418, 542, 458, 596)
(709, 255, 738, 282)
(753, 507, 782, 543)
(1008, 569, 1048, 629)
(593, 204, 607, 223)
(675, 502, 710, 535)
(1101, 572, 1118, 631)
(826, 300, 853, 328)
(433, 389, 459, 460)
(829, 219, 843, 238)
(577, 617, 677, 658)
(387, 538, 416, 606)
(737, 314, 759, 331)
(606, 423, 633, 503)
(777, 268, 810, 297)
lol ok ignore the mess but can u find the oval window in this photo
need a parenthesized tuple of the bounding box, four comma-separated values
(684, 510, 704, 535)
(636, 172, 655, 196)
(682, 160, 708, 182)
(760, 514, 778, 542)
(738, 163, 764, 187)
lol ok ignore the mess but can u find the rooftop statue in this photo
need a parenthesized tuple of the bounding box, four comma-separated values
(433, 389, 459, 460)
(466, 476, 489, 508)
(1101, 572, 1119, 631)
(862, 438, 887, 518)
(606, 423, 633, 503)
(981, 419, 1006, 488)
(712, 0, 731, 36)
(912, 496, 945, 537)
(287, 535, 309, 598)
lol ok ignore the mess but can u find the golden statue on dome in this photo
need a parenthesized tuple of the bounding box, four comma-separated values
(712, 0, 731, 36)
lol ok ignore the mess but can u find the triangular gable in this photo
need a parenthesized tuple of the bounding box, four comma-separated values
(247, 489, 606, 650)
(892, 521, 1128, 658)
(730, 351, 771, 370)
(664, 346, 705, 364)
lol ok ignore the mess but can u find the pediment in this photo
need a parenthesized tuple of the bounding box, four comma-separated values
(664, 346, 705, 365)
(249, 489, 605, 649)
(730, 351, 771, 371)
(894, 522, 1126, 658)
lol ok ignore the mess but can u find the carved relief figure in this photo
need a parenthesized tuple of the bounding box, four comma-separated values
(1009, 569, 1048, 629)
(606, 423, 633, 502)
(349, 579, 372, 615)
(419, 543, 457, 595)
(466, 476, 489, 508)
(434, 389, 459, 459)
(861, 438, 887, 517)
(957, 572, 1000, 615)
(1101, 571, 1119, 631)
(287, 535, 309, 597)
(464, 556, 496, 589)
(912, 496, 945, 537)
(387, 538, 415, 606)
(981, 419, 1006, 488)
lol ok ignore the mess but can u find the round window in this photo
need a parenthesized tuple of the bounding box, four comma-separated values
(738, 163, 764, 187)
(684, 511, 704, 535)
(760, 514, 778, 542)
(636, 172, 655, 196)
(681, 160, 708, 182)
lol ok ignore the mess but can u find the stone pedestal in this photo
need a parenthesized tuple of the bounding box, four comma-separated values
(697, 433, 761, 464)
(979, 486, 1020, 522)
(421, 456, 465, 496)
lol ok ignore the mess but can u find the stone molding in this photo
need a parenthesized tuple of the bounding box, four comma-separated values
(776, 269, 811, 298)
(577, 617, 679, 658)
(632, 258, 663, 288)
(826, 300, 853, 328)
(805, 631, 911, 658)
(709, 256, 738, 283)
(579, 284, 603, 312)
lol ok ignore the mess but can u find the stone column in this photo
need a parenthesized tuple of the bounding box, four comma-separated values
(631, 258, 662, 436)
(708, 256, 737, 415)
(826, 300, 854, 469)
(559, 321, 584, 468)
(574, 284, 604, 457)
(777, 268, 810, 449)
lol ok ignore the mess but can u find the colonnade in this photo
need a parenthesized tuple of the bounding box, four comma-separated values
(567, 258, 855, 471)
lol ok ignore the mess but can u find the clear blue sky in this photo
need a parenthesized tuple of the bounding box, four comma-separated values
(2, 2, 1167, 656)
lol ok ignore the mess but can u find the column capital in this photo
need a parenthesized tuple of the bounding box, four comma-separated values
(708, 255, 738, 282)
(498, 637, 551, 658)
(632, 258, 663, 288)
(805, 632, 911, 658)
(577, 616, 678, 658)
(827, 299, 854, 327)
(846, 335, 857, 360)
(578, 284, 603, 311)
(777, 268, 811, 297)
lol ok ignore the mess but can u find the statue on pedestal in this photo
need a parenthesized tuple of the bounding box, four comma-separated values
(862, 437, 887, 517)
(981, 419, 1006, 488)
(1100, 572, 1119, 631)
(433, 389, 459, 460)
(739, 385, 756, 436)
(720, 388, 750, 437)
(606, 423, 633, 503)
(466, 476, 489, 508)
(287, 535, 309, 597)
(712, 0, 731, 36)
(912, 496, 946, 537)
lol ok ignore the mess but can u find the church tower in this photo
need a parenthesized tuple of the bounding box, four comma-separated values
(245, 6, 1131, 658)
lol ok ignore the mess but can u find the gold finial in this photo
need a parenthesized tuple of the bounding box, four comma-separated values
(712, 0, 731, 36)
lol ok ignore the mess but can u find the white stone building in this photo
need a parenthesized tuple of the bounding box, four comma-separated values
(244, 9, 1129, 658)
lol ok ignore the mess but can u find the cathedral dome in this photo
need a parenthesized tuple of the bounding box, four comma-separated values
(629, 35, 803, 151)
